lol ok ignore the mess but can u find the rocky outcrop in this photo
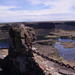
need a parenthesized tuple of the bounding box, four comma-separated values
(0, 24, 45, 75)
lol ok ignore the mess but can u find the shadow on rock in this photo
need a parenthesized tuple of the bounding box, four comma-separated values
(0, 54, 45, 75)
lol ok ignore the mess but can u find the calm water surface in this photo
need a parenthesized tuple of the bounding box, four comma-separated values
(0, 39, 75, 61)
(0, 40, 9, 48)
(54, 38, 75, 61)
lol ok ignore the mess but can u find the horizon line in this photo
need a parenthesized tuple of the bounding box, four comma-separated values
(0, 20, 75, 24)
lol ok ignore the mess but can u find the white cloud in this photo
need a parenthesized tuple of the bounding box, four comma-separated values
(0, 6, 16, 10)
(28, 0, 75, 13)
(0, 0, 75, 22)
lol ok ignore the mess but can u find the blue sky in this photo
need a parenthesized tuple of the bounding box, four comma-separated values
(0, 0, 75, 22)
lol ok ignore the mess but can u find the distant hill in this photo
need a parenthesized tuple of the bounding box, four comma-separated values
(25, 22, 55, 29)
(0, 21, 75, 40)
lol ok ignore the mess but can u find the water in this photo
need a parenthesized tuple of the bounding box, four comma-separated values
(0, 40, 9, 48)
(0, 38, 75, 61)
(54, 38, 75, 61)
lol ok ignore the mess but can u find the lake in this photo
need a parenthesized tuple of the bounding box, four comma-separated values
(0, 38, 75, 62)
(54, 38, 75, 61)
(0, 40, 9, 48)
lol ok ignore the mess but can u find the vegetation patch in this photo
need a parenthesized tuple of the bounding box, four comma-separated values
(60, 42, 75, 48)
(45, 35, 59, 39)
